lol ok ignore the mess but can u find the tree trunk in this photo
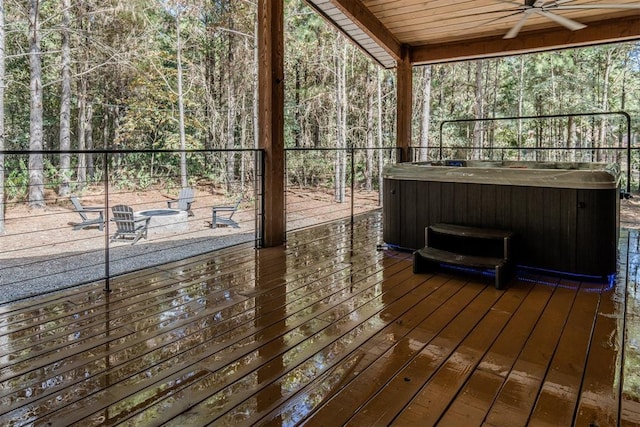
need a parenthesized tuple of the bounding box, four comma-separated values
(377, 69, 384, 206)
(226, 23, 236, 193)
(334, 39, 347, 203)
(112, 103, 121, 168)
(365, 65, 374, 191)
(76, 2, 89, 187)
(0, 0, 5, 233)
(29, 0, 45, 208)
(58, 0, 72, 196)
(76, 80, 87, 187)
(517, 56, 525, 160)
(176, 11, 188, 188)
(489, 60, 499, 159)
(85, 104, 94, 178)
(240, 93, 248, 190)
(619, 53, 628, 166)
(226, 85, 236, 192)
(472, 60, 484, 160)
(294, 61, 301, 148)
(203, 8, 217, 156)
(568, 116, 577, 162)
(419, 65, 432, 161)
(591, 118, 598, 162)
(598, 49, 614, 163)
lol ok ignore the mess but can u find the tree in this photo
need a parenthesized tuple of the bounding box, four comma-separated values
(0, 0, 637, 216)
(419, 65, 432, 161)
(224, 7, 236, 192)
(334, 36, 347, 203)
(472, 60, 485, 160)
(377, 68, 384, 205)
(58, 0, 71, 196)
(597, 47, 615, 162)
(364, 63, 374, 191)
(0, 0, 5, 233)
(175, 6, 188, 188)
(28, 0, 45, 208)
(75, 0, 89, 187)
(517, 56, 525, 159)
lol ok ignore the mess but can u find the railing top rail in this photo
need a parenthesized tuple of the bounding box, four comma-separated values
(433, 110, 633, 194)
(416, 145, 631, 150)
(438, 111, 632, 126)
(0, 147, 404, 155)
(0, 148, 264, 155)
(285, 147, 398, 152)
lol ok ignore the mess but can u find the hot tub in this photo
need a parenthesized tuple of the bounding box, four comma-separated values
(383, 160, 621, 278)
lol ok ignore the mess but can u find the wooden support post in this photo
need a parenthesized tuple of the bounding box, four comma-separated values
(257, 0, 285, 247)
(396, 46, 412, 163)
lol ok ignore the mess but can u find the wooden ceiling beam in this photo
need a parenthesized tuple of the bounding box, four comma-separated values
(411, 16, 640, 65)
(329, 0, 402, 61)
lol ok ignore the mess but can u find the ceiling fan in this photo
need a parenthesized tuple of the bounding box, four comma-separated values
(485, 0, 640, 39)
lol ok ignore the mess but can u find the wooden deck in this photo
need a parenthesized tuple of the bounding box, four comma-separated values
(1, 211, 640, 426)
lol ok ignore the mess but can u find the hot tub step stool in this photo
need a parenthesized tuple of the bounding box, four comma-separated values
(413, 223, 515, 289)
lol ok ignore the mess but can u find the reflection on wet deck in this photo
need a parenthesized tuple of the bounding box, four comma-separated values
(1, 211, 639, 426)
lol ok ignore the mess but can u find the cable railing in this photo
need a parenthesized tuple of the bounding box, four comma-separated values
(410, 111, 636, 192)
(0, 148, 262, 303)
(284, 147, 400, 233)
(0, 146, 402, 303)
(6, 135, 636, 303)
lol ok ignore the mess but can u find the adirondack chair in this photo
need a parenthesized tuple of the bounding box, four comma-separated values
(166, 187, 195, 216)
(70, 195, 104, 231)
(211, 197, 242, 229)
(110, 205, 150, 245)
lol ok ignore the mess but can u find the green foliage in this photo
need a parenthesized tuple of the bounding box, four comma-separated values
(5, 159, 29, 200)
(112, 164, 158, 190)
(44, 158, 62, 189)
(494, 127, 518, 148)
(287, 151, 334, 188)
(0, 0, 640, 197)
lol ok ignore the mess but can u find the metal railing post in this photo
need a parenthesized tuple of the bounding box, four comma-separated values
(624, 111, 632, 194)
(104, 151, 111, 293)
(350, 147, 355, 227)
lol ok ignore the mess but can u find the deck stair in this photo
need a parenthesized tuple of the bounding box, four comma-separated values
(413, 223, 515, 289)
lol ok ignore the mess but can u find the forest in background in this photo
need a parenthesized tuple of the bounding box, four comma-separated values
(0, 0, 639, 218)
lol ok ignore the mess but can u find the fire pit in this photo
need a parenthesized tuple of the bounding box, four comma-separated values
(136, 209, 188, 234)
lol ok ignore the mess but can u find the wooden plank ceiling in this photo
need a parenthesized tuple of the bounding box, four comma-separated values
(304, 0, 640, 67)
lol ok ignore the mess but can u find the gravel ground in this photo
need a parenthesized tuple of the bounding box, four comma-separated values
(0, 188, 383, 306)
(0, 232, 255, 304)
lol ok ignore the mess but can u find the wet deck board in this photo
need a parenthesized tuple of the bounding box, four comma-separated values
(482, 281, 579, 426)
(436, 276, 556, 425)
(0, 214, 639, 426)
(528, 280, 604, 425)
(392, 279, 535, 426)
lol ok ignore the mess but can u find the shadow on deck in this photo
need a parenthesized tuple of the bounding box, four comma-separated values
(0, 211, 638, 426)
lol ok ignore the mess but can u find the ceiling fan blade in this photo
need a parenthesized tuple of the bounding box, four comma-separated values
(504, 12, 533, 39)
(554, 4, 640, 9)
(535, 10, 587, 31)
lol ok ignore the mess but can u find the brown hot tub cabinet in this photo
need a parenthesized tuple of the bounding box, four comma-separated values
(383, 160, 621, 278)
